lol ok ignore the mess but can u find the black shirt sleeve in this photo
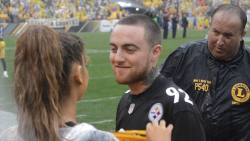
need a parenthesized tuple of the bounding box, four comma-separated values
(172, 111, 206, 141)
(160, 47, 185, 78)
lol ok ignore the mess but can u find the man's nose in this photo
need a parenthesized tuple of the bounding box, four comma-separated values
(114, 49, 125, 62)
(216, 35, 225, 46)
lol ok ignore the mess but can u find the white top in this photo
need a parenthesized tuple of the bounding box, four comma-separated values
(0, 123, 118, 141)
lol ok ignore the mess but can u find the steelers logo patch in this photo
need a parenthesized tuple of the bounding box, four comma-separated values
(148, 103, 163, 122)
(231, 83, 250, 104)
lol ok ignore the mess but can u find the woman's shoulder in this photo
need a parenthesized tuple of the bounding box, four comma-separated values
(0, 126, 23, 141)
(60, 122, 118, 141)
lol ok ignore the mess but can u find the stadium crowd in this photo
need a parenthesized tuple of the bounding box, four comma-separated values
(0, 0, 213, 27)
(0, 0, 128, 22)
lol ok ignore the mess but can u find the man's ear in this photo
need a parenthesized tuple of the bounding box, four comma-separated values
(73, 65, 83, 85)
(152, 44, 161, 55)
(242, 30, 246, 37)
(149, 44, 161, 66)
(151, 44, 161, 62)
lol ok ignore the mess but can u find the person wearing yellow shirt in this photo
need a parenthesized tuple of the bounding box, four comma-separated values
(0, 24, 8, 78)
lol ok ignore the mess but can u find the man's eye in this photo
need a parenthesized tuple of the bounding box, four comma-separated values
(110, 47, 117, 53)
(213, 30, 219, 35)
(126, 47, 137, 53)
(126, 49, 135, 54)
(223, 33, 232, 39)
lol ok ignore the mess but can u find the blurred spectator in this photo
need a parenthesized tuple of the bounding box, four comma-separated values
(181, 13, 188, 38)
(163, 8, 169, 39)
(171, 13, 178, 39)
(0, 24, 8, 78)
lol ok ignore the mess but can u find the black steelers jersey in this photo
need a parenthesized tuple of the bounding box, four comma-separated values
(116, 74, 206, 141)
(160, 40, 250, 141)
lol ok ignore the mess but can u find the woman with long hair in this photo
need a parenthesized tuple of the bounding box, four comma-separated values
(0, 25, 118, 141)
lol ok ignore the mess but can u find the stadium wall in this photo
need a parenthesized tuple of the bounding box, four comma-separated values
(4, 19, 119, 37)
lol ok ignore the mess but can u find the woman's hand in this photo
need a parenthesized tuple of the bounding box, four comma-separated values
(146, 120, 173, 141)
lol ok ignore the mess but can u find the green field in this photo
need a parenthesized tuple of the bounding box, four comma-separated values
(1, 29, 250, 132)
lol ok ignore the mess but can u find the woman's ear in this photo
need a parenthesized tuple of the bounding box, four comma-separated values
(69, 63, 88, 101)
(73, 65, 84, 85)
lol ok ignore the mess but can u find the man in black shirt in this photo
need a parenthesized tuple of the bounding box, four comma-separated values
(161, 4, 250, 141)
(109, 14, 206, 141)
(171, 13, 178, 39)
(181, 13, 188, 38)
(163, 9, 169, 39)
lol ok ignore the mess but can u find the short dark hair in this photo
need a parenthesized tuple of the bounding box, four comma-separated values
(115, 14, 162, 47)
(59, 32, 86, 96)
(211, 4, 247, 31)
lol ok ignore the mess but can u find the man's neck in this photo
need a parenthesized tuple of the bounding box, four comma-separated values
(129, 67, 159, 95)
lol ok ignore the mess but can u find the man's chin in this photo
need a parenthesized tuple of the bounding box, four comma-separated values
(116, 81, 127, 85)
(213, 54, 228, 61)
(115, 79, 129, 84)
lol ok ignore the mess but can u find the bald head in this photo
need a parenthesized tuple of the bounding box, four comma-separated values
(211, 4, 247, 33)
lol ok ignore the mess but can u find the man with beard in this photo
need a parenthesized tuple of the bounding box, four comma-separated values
(109, 14, 206, 141)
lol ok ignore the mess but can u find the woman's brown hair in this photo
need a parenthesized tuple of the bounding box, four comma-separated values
(15, 25, 63, 141)
(15, 25, 86, 141)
